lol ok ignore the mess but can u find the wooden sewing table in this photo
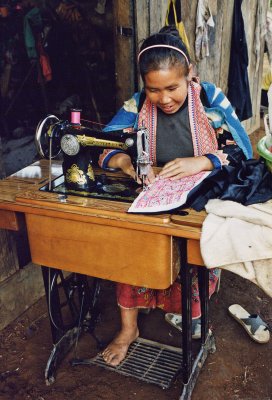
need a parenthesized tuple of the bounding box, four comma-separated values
(0, 160, 214, 400)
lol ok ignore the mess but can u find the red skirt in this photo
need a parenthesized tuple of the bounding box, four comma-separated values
(117, 268, 219, 319)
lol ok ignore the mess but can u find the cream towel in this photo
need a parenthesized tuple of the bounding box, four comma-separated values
(200, 199, 272, 297)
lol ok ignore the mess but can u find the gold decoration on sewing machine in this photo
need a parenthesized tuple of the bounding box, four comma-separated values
(77, 135, 128, 150)
(66, 164, 87, 185)
(87, 164, 95, 181)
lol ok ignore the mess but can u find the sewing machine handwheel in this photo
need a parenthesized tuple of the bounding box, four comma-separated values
(35, 115, 61, 159)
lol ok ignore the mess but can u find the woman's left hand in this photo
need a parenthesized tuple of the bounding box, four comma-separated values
(158, 156, 213, 180)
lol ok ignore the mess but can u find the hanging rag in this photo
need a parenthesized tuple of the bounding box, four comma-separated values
(253, 0, 267, 75)
(36, 38, 52, 82)
(24, 7, 42, 60)
(200, 199, 272, 298)
(195, 0, 215, 61)
(227, 0, 252, 121)
(165, 0, 190, 54)
(265, 11, 272, 66)
(24, 7, 52, 82)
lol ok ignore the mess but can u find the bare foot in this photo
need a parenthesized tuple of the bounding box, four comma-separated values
(101, 326, 139, 366)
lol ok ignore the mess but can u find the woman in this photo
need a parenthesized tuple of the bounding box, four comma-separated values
(98, 26, 252, 366)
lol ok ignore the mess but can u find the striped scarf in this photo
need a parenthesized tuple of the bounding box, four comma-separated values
(138, 80, 218, 166)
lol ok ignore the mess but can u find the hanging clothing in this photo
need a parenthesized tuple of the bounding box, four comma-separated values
(24, 7, 42, 60)
(265, 11, 272, 66)
(24, 7, 52, 82)
(227, 0, 252, 121)
(262, 70, 272, 91)
(195, 0, 215, 61)
(254, 0, 266, 75)
(165, 0, 190, 54)
(36, 38, 52, 82)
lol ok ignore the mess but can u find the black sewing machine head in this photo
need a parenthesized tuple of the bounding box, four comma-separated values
(35, 109, 151, 195)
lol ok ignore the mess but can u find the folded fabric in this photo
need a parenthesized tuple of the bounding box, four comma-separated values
(200, 199, 272, 298)
(186, 159, 272, 211)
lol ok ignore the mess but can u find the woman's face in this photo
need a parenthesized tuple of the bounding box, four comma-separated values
(144, 65, 192, 114)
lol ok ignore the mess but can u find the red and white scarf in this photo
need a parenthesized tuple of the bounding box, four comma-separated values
(138, 80, 218, 166)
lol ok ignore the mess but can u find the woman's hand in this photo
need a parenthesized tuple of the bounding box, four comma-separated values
(108, 153, 138, 179)
(108, 153, 157, 185)
(158, 156, 213, 180)
(143, 166, 156, 185)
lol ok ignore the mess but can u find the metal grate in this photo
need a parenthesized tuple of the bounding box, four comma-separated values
(81, 337, 183, 389)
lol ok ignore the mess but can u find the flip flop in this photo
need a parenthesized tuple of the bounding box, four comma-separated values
(228, 304, 270, 344)
(165, 313, 201, 340)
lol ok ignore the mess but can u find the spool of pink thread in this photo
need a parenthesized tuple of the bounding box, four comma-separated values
(71, 109, 81, 124)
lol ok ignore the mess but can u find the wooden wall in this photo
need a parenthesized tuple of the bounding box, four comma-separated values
(134, 0, 268, 134)
(0, 218, 45, 330)
(0, 149, 44, 330)
(114, 0, 136, 108)
(135, 0, 169, 45)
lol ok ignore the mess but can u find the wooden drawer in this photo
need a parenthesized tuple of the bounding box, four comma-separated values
(26, 213, 180, 289)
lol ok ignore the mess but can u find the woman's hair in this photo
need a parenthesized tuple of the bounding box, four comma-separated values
(138, 25, 190, 80)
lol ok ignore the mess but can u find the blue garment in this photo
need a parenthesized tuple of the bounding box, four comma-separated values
(186, 159, 272, 211)
(24, 7, 42, 59)
(104, 82, 252, 160)
(227, 0, 252, 121)
(103, 92, 142, 131)
(201, 81, 253, 159)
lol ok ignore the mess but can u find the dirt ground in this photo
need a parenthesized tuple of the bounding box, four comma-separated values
(0, 269, 271, 400)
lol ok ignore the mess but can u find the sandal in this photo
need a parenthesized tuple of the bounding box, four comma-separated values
(165, 313, 201, 339)
(228, 304, 270, 344)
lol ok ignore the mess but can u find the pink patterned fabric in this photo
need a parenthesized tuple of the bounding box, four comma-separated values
(128, 171, 209, 213)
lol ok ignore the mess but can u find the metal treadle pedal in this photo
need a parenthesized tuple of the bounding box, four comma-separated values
(72, 337, 183, 389)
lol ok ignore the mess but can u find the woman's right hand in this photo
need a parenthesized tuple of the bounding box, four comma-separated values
(108, 153, 140, 182)
(108, 153, 158, 185)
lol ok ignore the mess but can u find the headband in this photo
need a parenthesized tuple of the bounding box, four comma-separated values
(137, 44, 190, 66)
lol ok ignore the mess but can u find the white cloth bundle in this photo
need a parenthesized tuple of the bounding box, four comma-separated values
(200, 199, 272, 297)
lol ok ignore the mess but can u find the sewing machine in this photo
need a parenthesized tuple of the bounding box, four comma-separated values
(35, 109, 152, 198)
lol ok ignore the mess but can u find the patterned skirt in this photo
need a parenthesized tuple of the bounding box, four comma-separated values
(117, 268, 220, 319)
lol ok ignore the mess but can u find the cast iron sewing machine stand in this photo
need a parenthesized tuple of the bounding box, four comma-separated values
(41, 240, 215, 399)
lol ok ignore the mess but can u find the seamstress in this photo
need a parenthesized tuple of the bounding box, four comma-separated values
(98, 25, 253, 366)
